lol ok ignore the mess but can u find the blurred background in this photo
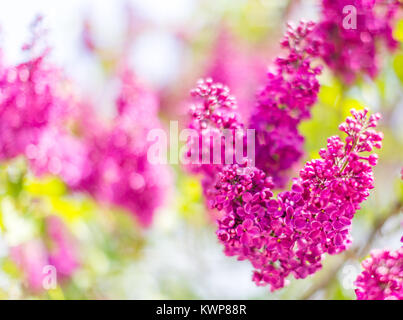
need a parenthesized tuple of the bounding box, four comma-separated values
(0, 0, 402, 299)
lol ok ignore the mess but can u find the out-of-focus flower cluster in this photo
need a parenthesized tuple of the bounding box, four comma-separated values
(206, 27, 266, 123)
(355, 247, 403, 300)
(0, 52, 71, 161)
(68, 68, 172, 227)
(315, 0, 400, 83)
(0, 22, 172, 294)
(0, 45, 172, 227)
(10, 215, 79, 292)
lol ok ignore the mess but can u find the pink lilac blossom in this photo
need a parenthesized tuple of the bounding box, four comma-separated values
(355, 247, 403, 300)
(206, 27, 266, 123)
(71, 68, 172, 227)
(249, 21, 322, 188)
(0, 19, 170, 228)
(209, 108, 382, 291)
(185, 78, 249, 204)
(45, 215, 79, 278)
(10, 239, 49, 292)
(27, 127, 91, 189)
(10, 216, 78, 291)
(187, 77, 243, 170)
(81, 18, 96, 53)
(0, 52, 71, 161)
(315, 0, 400, 84)
(2, 56, 172, 227)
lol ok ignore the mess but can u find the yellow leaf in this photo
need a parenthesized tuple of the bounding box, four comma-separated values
(47, 286, 65, 300)
(50, 197, 93, 222)
(318, 81, 342, 107)
(2, 259, 21, 278)
(0, 211, 4, 231)
(25, 176, 66, 197)
(393, 19, 403, 42)
(341, 98, 365, 118)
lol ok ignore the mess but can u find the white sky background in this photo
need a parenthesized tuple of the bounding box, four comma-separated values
(0, 0, 196, 87)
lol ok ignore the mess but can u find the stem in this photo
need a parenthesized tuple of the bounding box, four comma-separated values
(300, 201, 403, 300)
(339, 119, 370, 175)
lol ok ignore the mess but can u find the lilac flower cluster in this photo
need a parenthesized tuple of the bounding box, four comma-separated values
(206, 1, 400, 190)
(27, 127, 91, 189)
(70, 68, 172, 227)
(186, 0, 399, 288)
(188, 94, 383, 290)
(189, 78, 241, 132)
(186, 79, 242, 175)
(249, 21, 322, 188)
(355, 247, 403, 300)
(185, 78, 255, 211)
(0, 52, 70, 160)
(216, 109, 382, 290)
(315, 0, 400, 83)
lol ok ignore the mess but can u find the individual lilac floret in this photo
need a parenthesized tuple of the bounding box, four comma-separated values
(355, 247, 403, 300)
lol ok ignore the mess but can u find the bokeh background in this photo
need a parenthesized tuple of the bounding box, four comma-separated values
(0, 0, 402, 299)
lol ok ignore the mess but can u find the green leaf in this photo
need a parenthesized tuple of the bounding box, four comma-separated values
(392, 53, 403, 84)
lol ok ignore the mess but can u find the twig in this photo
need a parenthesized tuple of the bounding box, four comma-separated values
(300, 201, 402, 300)
(356, 201, 402, 258)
